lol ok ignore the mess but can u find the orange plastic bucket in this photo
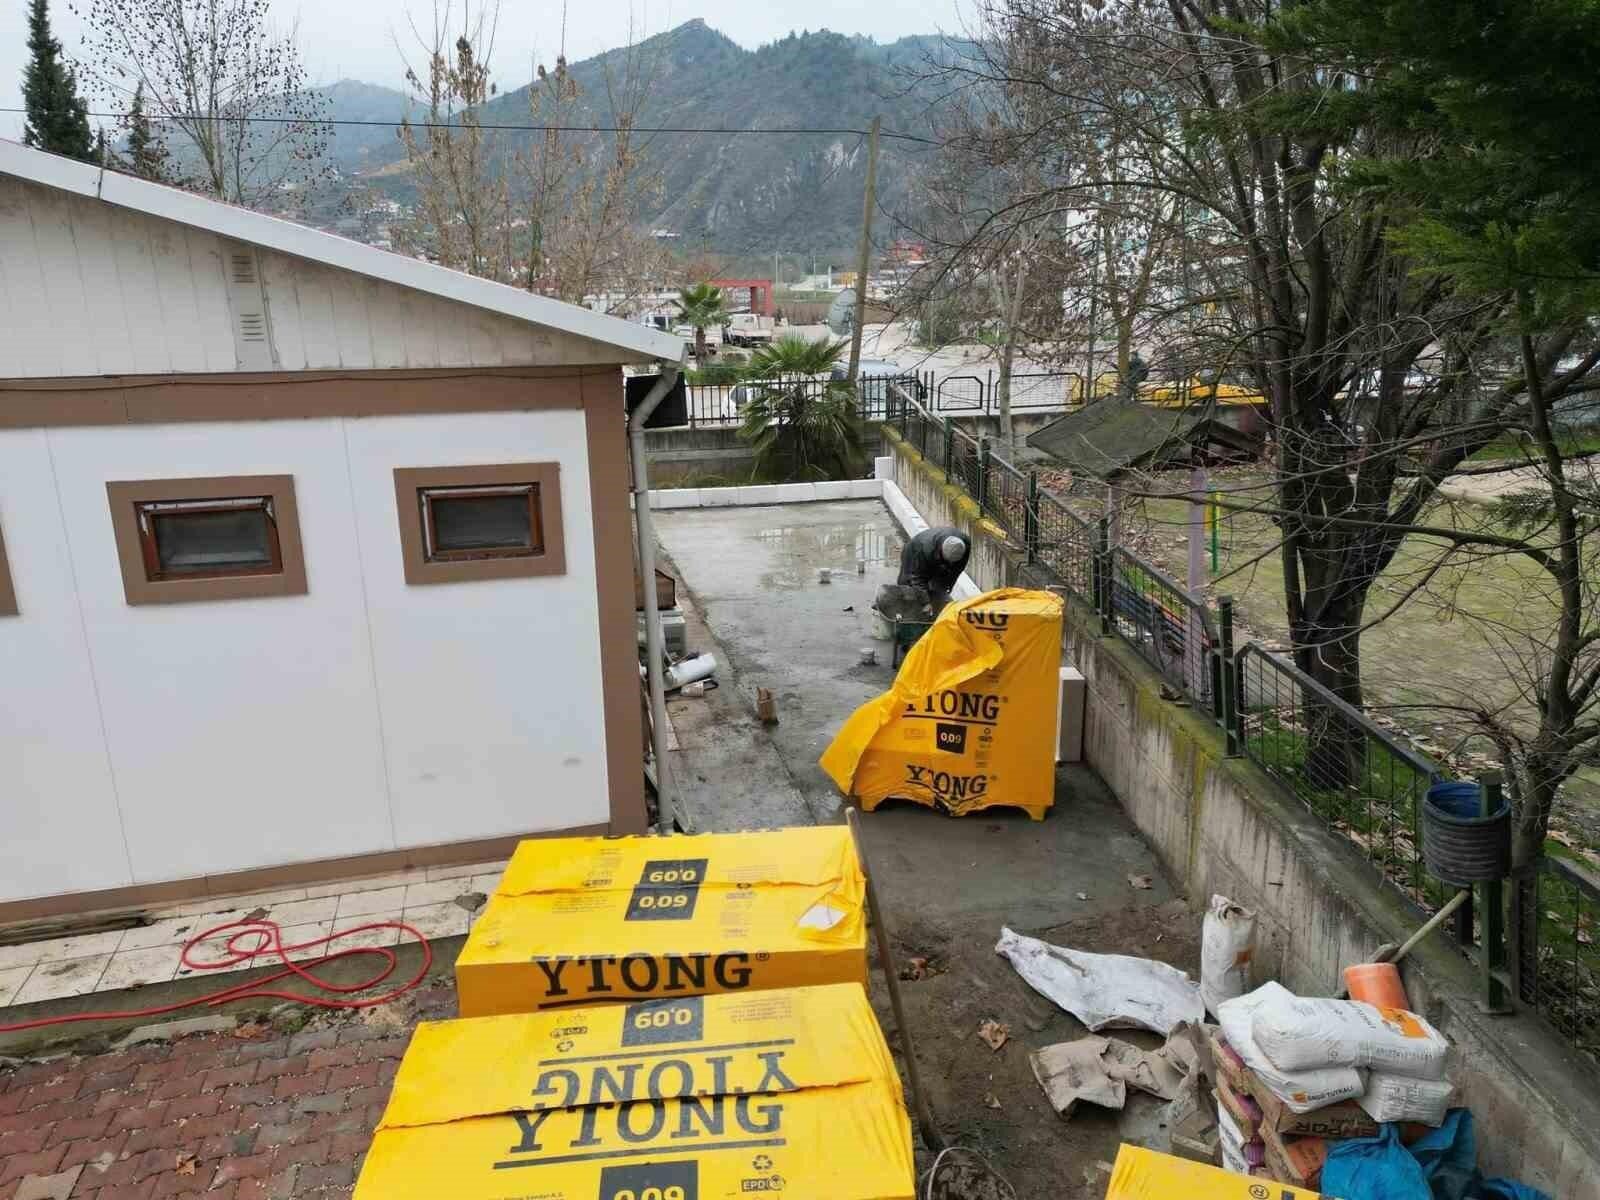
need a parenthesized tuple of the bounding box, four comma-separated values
(1344, 961, 1409, 1010)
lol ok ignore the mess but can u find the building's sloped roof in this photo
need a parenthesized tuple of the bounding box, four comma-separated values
(0, 140, 683, 364)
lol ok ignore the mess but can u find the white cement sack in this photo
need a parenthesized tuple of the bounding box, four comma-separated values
(1359, 1071, 1454, 1126)
(1251, 991, 1449, 1079)
(995, 927, 1204, 1035)
(1215, 983, 1365, 1112)
(1200, 895, 1257, 1017)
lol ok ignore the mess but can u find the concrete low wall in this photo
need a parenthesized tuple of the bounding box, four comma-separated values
(883, 427, 1600, 1196)
(643, 424, 883, 485)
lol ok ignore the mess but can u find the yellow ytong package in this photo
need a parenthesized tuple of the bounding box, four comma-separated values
(1103, 1144, 1324, 1199)
(353, 983, 915, 1200)
(456, 826, 867, 1018)
(821, 588, 1064, 820)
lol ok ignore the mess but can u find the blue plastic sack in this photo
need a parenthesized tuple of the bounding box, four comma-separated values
(1321, 1110, 1550, 1200)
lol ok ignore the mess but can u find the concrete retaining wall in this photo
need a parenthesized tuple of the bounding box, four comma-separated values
(643, 424, 883, 485)
(883, 427, 1600, 1196)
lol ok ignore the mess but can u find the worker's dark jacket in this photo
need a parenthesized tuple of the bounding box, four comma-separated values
(898, 526, 971, 598)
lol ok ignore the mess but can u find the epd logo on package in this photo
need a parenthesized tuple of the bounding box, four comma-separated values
(455, 827, 867, 1018)
(821, 589, 1064, 820)
(353, 984, 915, 1200)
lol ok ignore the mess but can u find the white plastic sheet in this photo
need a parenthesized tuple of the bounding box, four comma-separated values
(995, 927, 1204, 1035)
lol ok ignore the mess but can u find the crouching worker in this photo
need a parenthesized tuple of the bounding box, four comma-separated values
(898, 526, 971, 613)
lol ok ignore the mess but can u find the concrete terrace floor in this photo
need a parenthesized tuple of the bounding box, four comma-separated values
(654, 499, 1195, 1198)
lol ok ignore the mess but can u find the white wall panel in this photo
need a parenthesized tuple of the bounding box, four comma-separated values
(344, 410, 611, 844)
(44, 419, 392, 883)
(0, 430, 132, 901)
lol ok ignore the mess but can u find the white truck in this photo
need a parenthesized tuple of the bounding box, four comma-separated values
(722, 313, 775, 348)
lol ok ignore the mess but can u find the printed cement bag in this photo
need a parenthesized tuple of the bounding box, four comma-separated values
(1215, 984, 1365, 1112)
(1251, 992, 1449, 1079)
(1104, 1144, 1324, 1199)
(456, 827, 866, 1017)
(821, 589, 1063, 820)
(1359, 1071, 1455, 1126)
(1200, 895, 1257, 1017)
(354, 983, 915, 1200)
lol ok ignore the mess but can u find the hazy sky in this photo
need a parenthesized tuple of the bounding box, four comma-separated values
(1, 1, 968, 140)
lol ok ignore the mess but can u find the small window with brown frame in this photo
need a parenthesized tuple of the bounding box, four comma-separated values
(107, 475, 307, 606)
(394, 463, 565, 585)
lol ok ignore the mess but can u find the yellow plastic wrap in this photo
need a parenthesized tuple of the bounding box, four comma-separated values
(456, 827, 867, 1017)
(821, 589, 1064, 820)
(1104, 1144, 1324, 1198)
(354, 983, 914, 1200)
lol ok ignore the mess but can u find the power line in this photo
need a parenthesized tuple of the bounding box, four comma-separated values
(0, 107, 938, 145)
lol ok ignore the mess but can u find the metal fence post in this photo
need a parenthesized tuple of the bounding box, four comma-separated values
(1218, 595, 1237, 745)
(977, 437, 991, 512)
(1509, 864, 1537, 1004)
(1479, 774, 1514, 1013)
(1095, 517, 1112, 636)
(1024, 472, 1040, 564)
(943, 417, 954, 477)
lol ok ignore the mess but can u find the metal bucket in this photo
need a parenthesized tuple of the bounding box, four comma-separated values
(1421, 780, 1511, 886)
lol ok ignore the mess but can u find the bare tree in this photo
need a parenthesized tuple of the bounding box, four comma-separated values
(75, 0, 332, 206)
(962, 0, 1600, 796)
(519, 30, 667, 307)
(393, 2, 666, 304)
(394, 2, 517, 277)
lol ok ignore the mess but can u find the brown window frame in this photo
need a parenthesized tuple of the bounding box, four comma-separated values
(107, 475, 308, 606)
(0, 517, 16, 617)
(394, 463, 565, 586)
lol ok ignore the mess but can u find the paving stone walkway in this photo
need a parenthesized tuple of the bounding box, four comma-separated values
(0, 981, 456, 1199)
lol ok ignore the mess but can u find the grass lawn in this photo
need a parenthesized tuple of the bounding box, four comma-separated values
(1108, 481, 1600, 854)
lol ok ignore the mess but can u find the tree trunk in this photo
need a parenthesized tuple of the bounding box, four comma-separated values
(1293, 592, 1367, 794)
(694, 326, 707, 361)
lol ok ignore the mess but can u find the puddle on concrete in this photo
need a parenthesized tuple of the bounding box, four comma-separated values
(754, 521, 903, 590)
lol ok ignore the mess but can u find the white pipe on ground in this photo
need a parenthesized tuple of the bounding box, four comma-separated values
(663, 653, 717, 691)
(629, 359, 685, 833)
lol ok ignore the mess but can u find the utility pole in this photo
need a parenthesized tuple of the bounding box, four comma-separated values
(847, 115, 881, 383)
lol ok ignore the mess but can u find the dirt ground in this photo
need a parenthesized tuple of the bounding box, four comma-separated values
(876, 891, 1201, 1199)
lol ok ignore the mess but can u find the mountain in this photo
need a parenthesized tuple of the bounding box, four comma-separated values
(318, 20, 960, 255)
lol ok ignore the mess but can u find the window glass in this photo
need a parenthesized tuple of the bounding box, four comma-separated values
(149, 505, 275, 575)
(136, 498, 279, 581)
(422, 486, 543, 560)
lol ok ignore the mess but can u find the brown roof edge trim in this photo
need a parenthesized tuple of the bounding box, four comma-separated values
(585, 374, 648, 834)
(0, 366, 618, 428)
(0, 365, 623, 392)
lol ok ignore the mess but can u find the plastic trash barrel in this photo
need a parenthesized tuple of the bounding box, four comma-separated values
(1344, 962, 1410, 1010)
(1421, 779, 1510, 886)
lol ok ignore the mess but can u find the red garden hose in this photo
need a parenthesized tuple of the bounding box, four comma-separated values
(0, 916, 433, 1034)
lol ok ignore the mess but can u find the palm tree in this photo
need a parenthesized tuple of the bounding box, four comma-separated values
(673, 283, 729, 361)
(738, 335, 865, 482)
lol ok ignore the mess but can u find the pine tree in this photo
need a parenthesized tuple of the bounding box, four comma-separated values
(124, 83, 168, 182)
(21, 0, 94, 161)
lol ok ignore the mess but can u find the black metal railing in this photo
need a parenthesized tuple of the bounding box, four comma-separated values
(948, 424, 983, 497)
(684, 375, 922, 429)
(980, 451, 1032, 544)
(1107, 549, 1216, 705)
(1518, 857, 1600, 1064)
(1033, 489, 1096, 603)
(1232, 644, 1447, 911)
